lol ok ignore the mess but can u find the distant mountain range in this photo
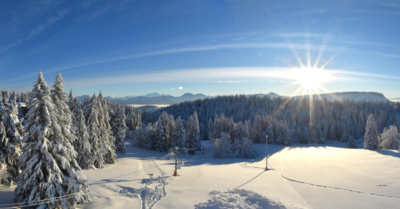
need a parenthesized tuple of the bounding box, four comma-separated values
(76, 91, 390, 105)
(391, 97, 400, 101)
(253, 92, 280, 98)
(76, 92, 211, 105)
(296, 92, 390, 102)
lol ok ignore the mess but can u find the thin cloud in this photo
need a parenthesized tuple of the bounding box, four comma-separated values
(41, 42, 344, 73)
(0, 9, 68, 55)
(66, 67, 400, 88)
(373, 52, 400, 59)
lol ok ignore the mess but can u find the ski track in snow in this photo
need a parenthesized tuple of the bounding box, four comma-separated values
(152, 160, 166, 175)
(281, 174, 400, 199)
(102, 174, 169, 209)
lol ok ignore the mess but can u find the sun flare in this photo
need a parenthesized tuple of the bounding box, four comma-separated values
(292, 68, 331, 88)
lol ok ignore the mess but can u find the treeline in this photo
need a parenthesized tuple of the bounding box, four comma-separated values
(149, 95, 400, 144)
(0, 90, 31, 104)
(130, 111, 200, 152)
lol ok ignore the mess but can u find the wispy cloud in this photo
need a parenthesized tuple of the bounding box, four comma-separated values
(65, 67, 400, 88)
(373, 52, 400, 59)
(40, 42, 344, 73)
(0, 9, 68, 55)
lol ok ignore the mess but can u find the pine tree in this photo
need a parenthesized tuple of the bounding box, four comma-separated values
(0, 122, 8, 183)
(266, 122, 274, 144)
(0, 102, 6, 121)
(235, 121, 243, 141)
(1, 100, 24, 186)
(75, 109, 93, 169)
(154, 112, 170, 152)
(211, 114, 223, 143)
(252, 114, 262, 143)
(170, 116, 186, 150)
(207, 118, 214, 141)
(167, 115, 176, 143)
(85, 93, 106, 168)
(347, 136, 357, 148)
(364, 114, 379, 150)
(67, 90, 80, 135)
(111, 105, 127, 154)
(15, 72, 89, 208)
(213, 133, 234, 158)
(379, 125, 399, 149)
(51, 73, 76, 144)
(282, 122, 291, 146)
(186, 112, 200, 150)
(98, 92, 117, 163)
(232, 136, 257, 159)
(340, 125, 347, 142)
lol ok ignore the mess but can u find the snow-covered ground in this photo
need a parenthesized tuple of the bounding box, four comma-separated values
(1, 140, 399, 208)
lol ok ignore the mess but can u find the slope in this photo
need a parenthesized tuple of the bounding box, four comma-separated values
(0, 140, 399, 208)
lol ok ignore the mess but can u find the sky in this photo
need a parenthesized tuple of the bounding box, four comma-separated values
(1, 0, 400, 99)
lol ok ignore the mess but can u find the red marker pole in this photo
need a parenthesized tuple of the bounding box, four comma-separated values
(174, 147, 179, 176)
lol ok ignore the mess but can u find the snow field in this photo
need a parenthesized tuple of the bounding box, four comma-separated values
(1, 139, 400, 208)
(194, 189, 307, 209)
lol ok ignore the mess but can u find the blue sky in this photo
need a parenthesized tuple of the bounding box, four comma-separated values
(1, 0, 400, 99)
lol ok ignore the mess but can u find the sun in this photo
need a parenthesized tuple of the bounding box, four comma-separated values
(292, 68, 331, 88)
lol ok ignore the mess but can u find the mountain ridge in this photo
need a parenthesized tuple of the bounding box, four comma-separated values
(76, 91, 390, 105)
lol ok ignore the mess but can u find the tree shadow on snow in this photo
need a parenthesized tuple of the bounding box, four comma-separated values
(373, 149, 400, 158)
(0, 190, 15, 205)
(122, 140, 367, 168)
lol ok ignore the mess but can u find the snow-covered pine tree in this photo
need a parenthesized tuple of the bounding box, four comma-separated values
(0, 102, 6, 121)
(167, 115, 176, 144)
(192, 112, 201, 148)
(1, 100, 24, 186)
(15, 72, 89, 208)
(98, 92, 117, 163)
(309, 128, 317, 143)
(266, 122, 274, 144)
(111, 105, 127, 154)
(235, 121, 243, 141)
(51, 73, 76, 144)
(212, 115, 223, 143)
(213, 133, 234, 158)
(232, 136, 257, 159)
(68, 89, 74, 104)
(1, 94, 8, 105)
(75, 109, 93, 169)
(379, 125, 399, 149)
(85, 93, 106, 168)
(282, 122, 291, 146)
(347, 136, 357, 148)
(154, 111, 170, 152)
(170, 116, 185, 150)
(340, 125, 347, 142)
(364, 114, 379, 150)
(186, 112, 200, 150)
(207, 118, 214, 141)
(67, 90, 80, 133)
(252, 114, 262, 143)
(0, 122, 8, 182)
(303, 127, 310, 144)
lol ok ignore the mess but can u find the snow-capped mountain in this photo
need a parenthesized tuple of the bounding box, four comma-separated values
(253, 92, 280, 98)
(76, 92, 211, 105)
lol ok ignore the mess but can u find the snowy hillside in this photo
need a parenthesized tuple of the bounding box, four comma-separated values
(297, 92, 390, 102)
(2, 140, 398, 208)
